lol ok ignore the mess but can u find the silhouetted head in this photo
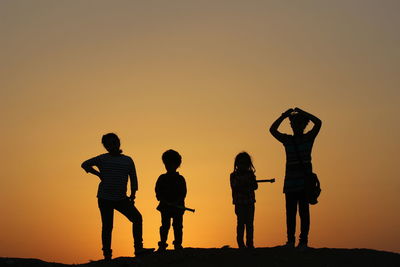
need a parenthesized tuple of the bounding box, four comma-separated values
(234, 152, 256, 173)
(102, 133, 122, 155)
(289, 112, 310, 135)
(162, 149, 182, 173)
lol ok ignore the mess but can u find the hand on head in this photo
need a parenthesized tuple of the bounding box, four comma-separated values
(282, 108, 294, 117)
(283, 107, 306, 117)
(294, 107, 305, 113)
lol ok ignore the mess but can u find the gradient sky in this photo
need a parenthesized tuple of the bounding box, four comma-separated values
(1, 0, 399, 264)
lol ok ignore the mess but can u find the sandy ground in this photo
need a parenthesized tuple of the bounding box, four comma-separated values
(1, 247, 399, 267)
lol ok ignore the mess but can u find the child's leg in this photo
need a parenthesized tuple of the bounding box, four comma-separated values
(298, 192, 310, 245)
(235, 205, 245, 248)
(285, 193, 298, 244)
(245, 204, 255, 248)
(115, 198, 143, 251)
(172, 213, 183, 249)
(159, 212, 171, 249)
(98, 198, 114, 259)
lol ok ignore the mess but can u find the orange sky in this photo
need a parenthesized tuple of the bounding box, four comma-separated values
(1, 1, 399, 264)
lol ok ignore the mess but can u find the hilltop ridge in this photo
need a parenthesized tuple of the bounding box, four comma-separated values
(1, 247, 399, 267)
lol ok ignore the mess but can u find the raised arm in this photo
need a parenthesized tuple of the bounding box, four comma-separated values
(269, 108, 293, 142)
(294, 107, 322, 137)
(81, 157, 101, 179)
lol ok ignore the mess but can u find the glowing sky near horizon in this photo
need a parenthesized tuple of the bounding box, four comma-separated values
(0, 1, 399, 264)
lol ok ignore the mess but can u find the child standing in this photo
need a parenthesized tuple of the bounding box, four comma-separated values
(81, 133, 154, 260)
(230, 152, 258, 249)
(155, 149, 187, 251)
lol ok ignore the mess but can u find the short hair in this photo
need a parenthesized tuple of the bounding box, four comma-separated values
(289, 113, 310, 128)
(101, 133, 122, 153)
(162, 149, 182, 167)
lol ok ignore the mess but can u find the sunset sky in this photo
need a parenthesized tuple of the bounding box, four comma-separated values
(1, 0, 399, 264)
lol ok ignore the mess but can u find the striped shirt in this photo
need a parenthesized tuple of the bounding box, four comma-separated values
(230, 171, 258, 205)
(82, 153, 137, 200)
(280, 133, 316, 193)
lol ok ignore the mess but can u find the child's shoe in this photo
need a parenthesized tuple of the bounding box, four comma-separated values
(237, 242, 246, 249)
(282, 241, 295, 248)
(135, 247, 155, 256)
(102, 249, 112, 261)
(296, 242, 308, 251)
(174, 244, 183, 250)
(157, 242, 168, 252)
(103, 255, 112, 262)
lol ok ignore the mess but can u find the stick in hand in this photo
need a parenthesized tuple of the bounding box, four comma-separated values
(256, 178, 275, 183)
(167, 203, 195, 213)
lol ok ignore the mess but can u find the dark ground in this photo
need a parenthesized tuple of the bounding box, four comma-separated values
(1, 247, 399, 267)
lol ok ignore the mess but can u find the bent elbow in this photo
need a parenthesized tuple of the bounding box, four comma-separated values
(269, 126, 274, 133)
(81, 162, 89, 172)
(315, 119, 322, 129)
(269, 126, 278, 135)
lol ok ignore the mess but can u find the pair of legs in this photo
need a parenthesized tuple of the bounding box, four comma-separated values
(235, 203, 255, 248)
(98, 198, 143, 258)
(158, 210, 183, 250)
(285, 191, 310, 246)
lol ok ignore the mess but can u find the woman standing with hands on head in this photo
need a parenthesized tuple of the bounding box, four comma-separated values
(269, 108, 322, 250)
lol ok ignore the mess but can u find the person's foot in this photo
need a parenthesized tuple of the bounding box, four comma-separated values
(174, 244, 183, 250)
(157, 242, 168, 252)
(237, 242, 246, 249)
(135, 247, 155, 256)
(296, 242, 308, 251)
(103, 255, 112, 262)
(282, 241, 295, 248)
(246, 244, 255, 249)
(102, 249, 112, 261)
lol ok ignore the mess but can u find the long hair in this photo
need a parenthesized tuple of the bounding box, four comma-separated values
(233, 152, 256, 174)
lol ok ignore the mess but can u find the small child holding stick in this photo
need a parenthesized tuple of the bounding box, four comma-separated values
(155, 149, 187, 251)
(230, 152, 258, 249)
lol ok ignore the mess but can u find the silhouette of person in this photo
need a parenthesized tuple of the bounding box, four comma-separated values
(81, 133, 154, 260)
(270, 108, 322, 249)
(155, 149, 187, 251)
(230, 152, 258, 249)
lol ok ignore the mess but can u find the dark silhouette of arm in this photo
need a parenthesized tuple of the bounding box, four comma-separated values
(294, 107, 322, 137)
(81, 157, 101, 179)
(269, 108, 293, 142)
(155, 175, 164, 201)
(230, 173, 239, 191)
(180, 176, 187, 201)
(251, 173, 258, 191)
(129, 160, 138, 200)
